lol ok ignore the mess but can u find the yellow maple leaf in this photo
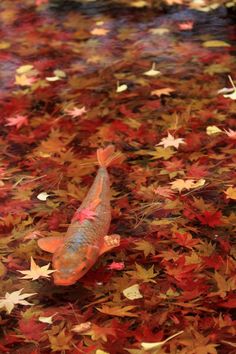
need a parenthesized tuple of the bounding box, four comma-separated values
(213, 271, 231, 298)
(15, 74, 35, 86)
(18, 257, 55, 280)
(16, 64, 34, 74)
(49, 329, 72, 352)
(96, 305, 138, 317)
(127, 263, 158, 283)
(73, 322, 116, 342)
(224, 186, 236, 200)
(148, 147, 176, 160)
(170, 179, 194, 192)
(134, 240, 156, 258)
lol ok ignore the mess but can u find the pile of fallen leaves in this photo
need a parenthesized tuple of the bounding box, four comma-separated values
(0, 0, 236, 353)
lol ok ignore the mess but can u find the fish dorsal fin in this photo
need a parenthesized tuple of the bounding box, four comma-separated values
(37, 236, 64, 253)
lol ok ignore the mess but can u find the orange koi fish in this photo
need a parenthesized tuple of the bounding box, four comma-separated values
(38, 145, 121, 286)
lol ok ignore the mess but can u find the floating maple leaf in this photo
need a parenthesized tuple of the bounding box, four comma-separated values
(148, 146, 176, 160)
(187, 163, 209, 179)
(151, 87, 175, 97)
(73, 322, 116, 341)
(18, 257, 55, 280)
(153, 186, 175, 199)
(65, 106, 87, 118)
(224, 186, 236, 200)
(96, 305, 138, 317)
(170, 178, 205, 192)
(197, 211, 222, 227)
(157, 133, 185, 149)
(170, 179, 195, 192)
(127, 263, 158, 283)
(15, 74, 36, 86)
(5, 115, 28, 129)
(134, 239, 156, 257)
(49, 329, 73, 352)
(72, 208, 97, 223)
(163, 158, 184, 172)
(0, 289, 36, 314)
(173, 232, 200, 249)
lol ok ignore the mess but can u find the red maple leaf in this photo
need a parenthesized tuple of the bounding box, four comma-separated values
(18, 318, 46, 341)
(5, 115, 28, 129)
(203, 254, 224, 270)
(154, 186, 175, 199)
(187, 163, 209, 178)
(218, 295, 236, 308)
(197, 211, 222, 227)
(163, 158, 184, 172)
(173, 232, 200, 249)
(72, 208, 97, 223)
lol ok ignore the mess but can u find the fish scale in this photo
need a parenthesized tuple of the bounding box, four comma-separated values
(38, 145, 121, 286)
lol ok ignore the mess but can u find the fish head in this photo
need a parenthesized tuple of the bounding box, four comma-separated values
(52, 243, 99, 286)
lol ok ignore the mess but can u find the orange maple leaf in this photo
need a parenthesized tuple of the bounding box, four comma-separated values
(151, 87, 175, 97)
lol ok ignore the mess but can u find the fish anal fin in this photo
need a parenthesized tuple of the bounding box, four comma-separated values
(99, 234, 120, 256)
(37, 236, 64, 253)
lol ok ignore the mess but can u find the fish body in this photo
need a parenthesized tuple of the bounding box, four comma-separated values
(38, 146, 121, 286)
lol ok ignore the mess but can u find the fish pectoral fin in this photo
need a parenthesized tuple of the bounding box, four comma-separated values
(37, 236, 64, 253)
(99, 234, 120, 256)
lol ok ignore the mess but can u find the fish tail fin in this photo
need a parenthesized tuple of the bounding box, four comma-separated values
(97, 145, 123, 168)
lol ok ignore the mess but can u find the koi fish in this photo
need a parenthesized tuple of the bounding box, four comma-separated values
(38, 145, 121, 286)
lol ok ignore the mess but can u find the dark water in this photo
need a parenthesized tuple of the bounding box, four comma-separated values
(0, 1, 235, 100)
